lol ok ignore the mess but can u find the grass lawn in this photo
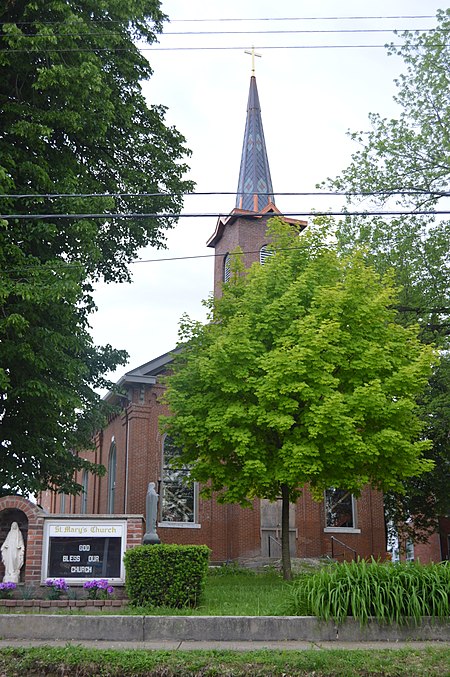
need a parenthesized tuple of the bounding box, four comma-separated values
(0, 645, 449, 676)
(0, 567, 294, 616)
(30, 567, 294, 616)
(139, 566, 293, 616)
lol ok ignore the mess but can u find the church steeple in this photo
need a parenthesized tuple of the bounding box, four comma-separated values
(206, 73, 307, 298)
(235, 75, 275, 212)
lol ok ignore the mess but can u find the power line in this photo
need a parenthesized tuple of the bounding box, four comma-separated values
(159, 27, 442, 35)
(2, 247, 257, 273)
(1, 27, 442, 38)
(1, 245, 309, 275)
(0, 44, 426, 53)
(168, 15, 437, 23)
(2, 210, 450, 221)
(3, 234, 445, 275)
(1, 190, 448, 200)
(0, 15, 436, 25)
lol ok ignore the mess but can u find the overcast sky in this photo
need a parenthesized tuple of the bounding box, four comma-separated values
(90, 0, 445, 385)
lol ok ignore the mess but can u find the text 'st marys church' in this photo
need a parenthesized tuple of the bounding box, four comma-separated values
(42, 75, 390, 562)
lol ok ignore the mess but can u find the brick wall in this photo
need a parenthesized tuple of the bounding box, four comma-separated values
(212, 215, 274, 298)
(414, 531, 442, 563)
(46, 379, 392, 562)
(438, 517, 450, 561)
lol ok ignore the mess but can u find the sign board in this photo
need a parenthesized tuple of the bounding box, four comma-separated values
(42, 520, 127, 584)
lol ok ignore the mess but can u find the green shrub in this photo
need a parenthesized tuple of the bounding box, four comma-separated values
(286, 558, 449, 625)
(123, 544, 210, 608)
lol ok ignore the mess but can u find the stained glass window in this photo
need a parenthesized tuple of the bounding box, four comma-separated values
(107, 440, 116, 514)
(325, 488, 355, 529)
(81, 471, 88, 514)
(160, 436, 196, 523)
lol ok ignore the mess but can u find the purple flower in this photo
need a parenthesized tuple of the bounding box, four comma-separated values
(46, 578, 68, 591)
(45, 578, 68, 599)
(0, 581, 17, 599)
(83, 579, 114, 598)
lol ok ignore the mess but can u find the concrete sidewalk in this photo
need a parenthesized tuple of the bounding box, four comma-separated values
(0, 639, 449, 651)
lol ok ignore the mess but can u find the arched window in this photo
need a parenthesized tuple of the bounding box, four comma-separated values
(160, 436, 197, 524)
(223, 253, 231, 283)
(107, 440, 117, 514)
(81, 470, 88, 514)
(260, 244, 273, 265)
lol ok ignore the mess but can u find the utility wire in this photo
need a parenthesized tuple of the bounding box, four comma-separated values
(168, 15, 437, 23)
(1, 245, 311, 275)
(157, 27, 441, 35)
(1, 190, 448, 200)
(0, 15, 437, 25)
(2, 210, 450, 220)
(0, 44, 430, 53)
(0, 27, 442, 38)
(3, 228, 448, 275)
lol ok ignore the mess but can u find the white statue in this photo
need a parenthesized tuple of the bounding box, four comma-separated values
(1, 522, 25, 583)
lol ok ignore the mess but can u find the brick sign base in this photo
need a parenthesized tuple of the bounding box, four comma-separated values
(0, 497, 144, 588)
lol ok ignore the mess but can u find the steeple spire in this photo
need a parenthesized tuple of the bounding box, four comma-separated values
(236, 75, 275, 212)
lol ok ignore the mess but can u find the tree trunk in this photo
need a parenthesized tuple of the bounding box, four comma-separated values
(281, 483, 292, 580)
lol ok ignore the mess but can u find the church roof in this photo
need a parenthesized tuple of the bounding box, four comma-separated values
(235, 75, 274, 212)
(103, 347, 181, 403)
(206, 202, 282, 249)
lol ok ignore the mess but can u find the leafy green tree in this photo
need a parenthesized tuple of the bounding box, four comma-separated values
(383, 354, 450, 544)
(162, 220, 435, 579)
(328, 9, 450, 538)
(0, 0, 193, 496)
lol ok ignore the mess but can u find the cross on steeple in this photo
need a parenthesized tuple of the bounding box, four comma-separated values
(244, 46, 261, 74)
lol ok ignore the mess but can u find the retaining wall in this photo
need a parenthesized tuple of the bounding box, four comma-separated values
(0, 615, 448, 643)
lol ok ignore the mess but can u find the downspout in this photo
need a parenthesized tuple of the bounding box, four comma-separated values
(97, 430, 104, 514)
(369, 487, 374, 556)
(123, 405, 130, 513)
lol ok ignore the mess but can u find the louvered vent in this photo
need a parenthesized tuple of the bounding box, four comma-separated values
(260, 245, 273, 265)
(224, 253, 231, 282)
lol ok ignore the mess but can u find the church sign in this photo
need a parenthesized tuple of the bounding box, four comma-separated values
(42, 520, 126, 584)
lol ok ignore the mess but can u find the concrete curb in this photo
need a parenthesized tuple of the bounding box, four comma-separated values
(0, 615, 144, 642)
(0, 615, 449, 643)
(143, 616, 336, 642)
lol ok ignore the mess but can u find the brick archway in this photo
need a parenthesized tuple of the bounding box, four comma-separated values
(0, 497, 46, 585)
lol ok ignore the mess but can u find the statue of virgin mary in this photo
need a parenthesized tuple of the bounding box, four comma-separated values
(1, 522, 25, 583)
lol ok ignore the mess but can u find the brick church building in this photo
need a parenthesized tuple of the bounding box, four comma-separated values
(41, 74, 444, 564)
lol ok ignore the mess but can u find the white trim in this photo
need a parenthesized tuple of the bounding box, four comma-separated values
(158, 522, 201, 529)
(324, 527, 361, 534)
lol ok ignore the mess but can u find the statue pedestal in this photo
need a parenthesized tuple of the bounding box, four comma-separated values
(142, 532, 161, 545)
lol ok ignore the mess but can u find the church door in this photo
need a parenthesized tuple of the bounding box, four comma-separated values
(260, 499, 297, 558)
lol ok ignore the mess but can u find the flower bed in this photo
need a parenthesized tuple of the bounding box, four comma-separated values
(0, 577, 127, 610)
(0, 598, 128, 612)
